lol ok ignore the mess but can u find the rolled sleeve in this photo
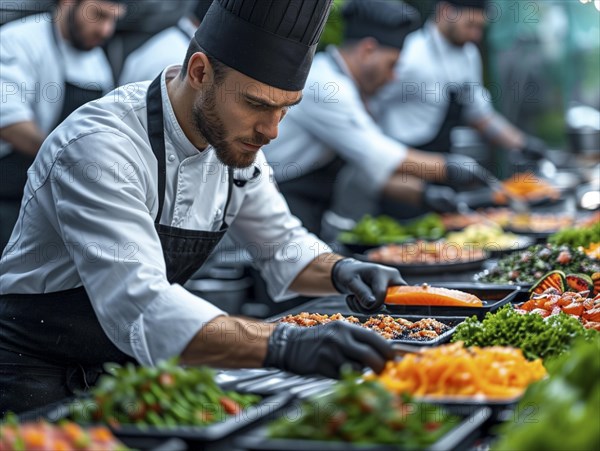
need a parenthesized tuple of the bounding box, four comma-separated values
(43, 131, 226, 365)
(130, 284, 226, 366)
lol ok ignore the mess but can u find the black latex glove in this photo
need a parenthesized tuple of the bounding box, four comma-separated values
(331, 258, 406, 313)
(263, 321, 393, 378)
(445, 154, 492, 188)
(423, 184, 459, 213)
(519, 135, 547, 161)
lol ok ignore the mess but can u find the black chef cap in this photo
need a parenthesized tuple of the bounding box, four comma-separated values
(342, 0, 421, 51)
(193, 0, 213, 21)
(195, 0, 333, 91)
(439, 0, 487, 10)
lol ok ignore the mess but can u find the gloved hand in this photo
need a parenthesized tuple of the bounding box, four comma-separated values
(263, 320, 393, 378)
(331, 258, 406, 313)
(423, 184, 458, 213)
(445, 154, 493, 188)
(519, 135, 547, 161)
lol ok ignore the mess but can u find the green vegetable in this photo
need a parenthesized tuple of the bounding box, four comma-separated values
(480, 244, 600, 285)
(339, 214, 445, 245)
(70, 358, 260, 427)
(493, 336, 600, 450)
(548, 221, 600, 248)
(268, 372, 458, 447)
(452, 305, 596, 361)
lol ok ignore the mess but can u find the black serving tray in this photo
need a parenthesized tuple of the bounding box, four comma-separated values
(17, 391, 293, 445)
(382, 283, 519, 319)
(356, 251, 489, 275)
(415, 395, 522, 424)
(270, 313, 467, 347)
(473, 269, 535, 290)
(234, 402, 492, 451)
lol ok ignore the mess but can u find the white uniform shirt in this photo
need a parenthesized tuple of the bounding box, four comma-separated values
(372, 22, 494, 147)
(119, 17, 195, 85)
(0, 13, 114, 158)
(0, 66, 330, 366)
(263, 47, 407, 196)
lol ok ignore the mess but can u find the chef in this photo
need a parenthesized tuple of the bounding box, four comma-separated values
(0, 0, 404, 415)
(263, 0, 492, 236)
(0, 0, 127, 252)
(119, 0, 213, 85)
(373, 0, 548, 158)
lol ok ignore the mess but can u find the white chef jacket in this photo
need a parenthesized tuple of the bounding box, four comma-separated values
(0, 66, 330, 366)
(372, 21, 495, 147)
(263, 47, 407, 196)
(0, 13, 114, 158)
(119, 17, 195, 85)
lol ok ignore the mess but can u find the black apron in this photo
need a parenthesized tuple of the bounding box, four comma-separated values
(381, 29, 465, 219)
(0, 28, 105, 253)
(415, 89, 464, 153)
(413, 25, 465, 153)
(0, 74, 234, 414)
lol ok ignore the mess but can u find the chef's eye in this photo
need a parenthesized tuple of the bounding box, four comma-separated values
(247, 100, 269, 111)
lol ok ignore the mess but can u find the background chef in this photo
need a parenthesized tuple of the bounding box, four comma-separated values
(373, 0, 548, 160)
(0, 0, 126, 251)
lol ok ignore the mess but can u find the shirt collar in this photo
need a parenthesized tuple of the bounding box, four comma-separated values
(326, 46, 357, 84)
(160, 66, 204, 158)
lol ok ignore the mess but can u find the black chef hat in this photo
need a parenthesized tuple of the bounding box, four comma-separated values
(195, 0, 333, 91)
(193, 0, 213, 21)
(439, 0, 487, 10)
(342, 0, 421, 51)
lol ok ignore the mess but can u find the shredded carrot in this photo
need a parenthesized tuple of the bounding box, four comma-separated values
(368, 342, 546, 399)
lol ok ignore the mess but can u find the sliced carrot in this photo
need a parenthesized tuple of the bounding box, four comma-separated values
(385, 285, 483, 307)
(562, 303, 584, 317)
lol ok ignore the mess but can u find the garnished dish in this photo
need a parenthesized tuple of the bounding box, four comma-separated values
(279, 312, 451, 341)
(508, 212, 577, 234)
(338, 213, 445, 247)
(548, 221, 600, 258)
(70, 359, 260, 427)
(452, 305, 596, 360)
(268, 374, 458, 447)
(369, 342, 546, 400)
(441, 208, 512, 230)
(385, 285, 483, 308)
(478, 244, 600, 285)
(511, 270, 600, 330)
(0, 416, 129, 451)
(493, 171, 560, 204)
(445, 223, 526, 253)
(367, 240, 487, 265)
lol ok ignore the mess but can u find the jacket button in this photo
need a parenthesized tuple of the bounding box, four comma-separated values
(168, 154, 176, 162)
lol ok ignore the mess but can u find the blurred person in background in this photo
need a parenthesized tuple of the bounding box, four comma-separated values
(0, 0, 127, 252)
(119, 0, 213, 85)
(373, 0, 547, 161)
(264, 0, 493, 237)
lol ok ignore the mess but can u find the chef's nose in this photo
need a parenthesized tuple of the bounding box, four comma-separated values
(255, 110, 281, 141)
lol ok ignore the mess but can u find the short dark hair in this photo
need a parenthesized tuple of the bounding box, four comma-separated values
(180, 39, 229, 85)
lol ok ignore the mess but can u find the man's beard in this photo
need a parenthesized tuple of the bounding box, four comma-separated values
(192, 86, 268, 169)
(67, 6, 103, 51)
